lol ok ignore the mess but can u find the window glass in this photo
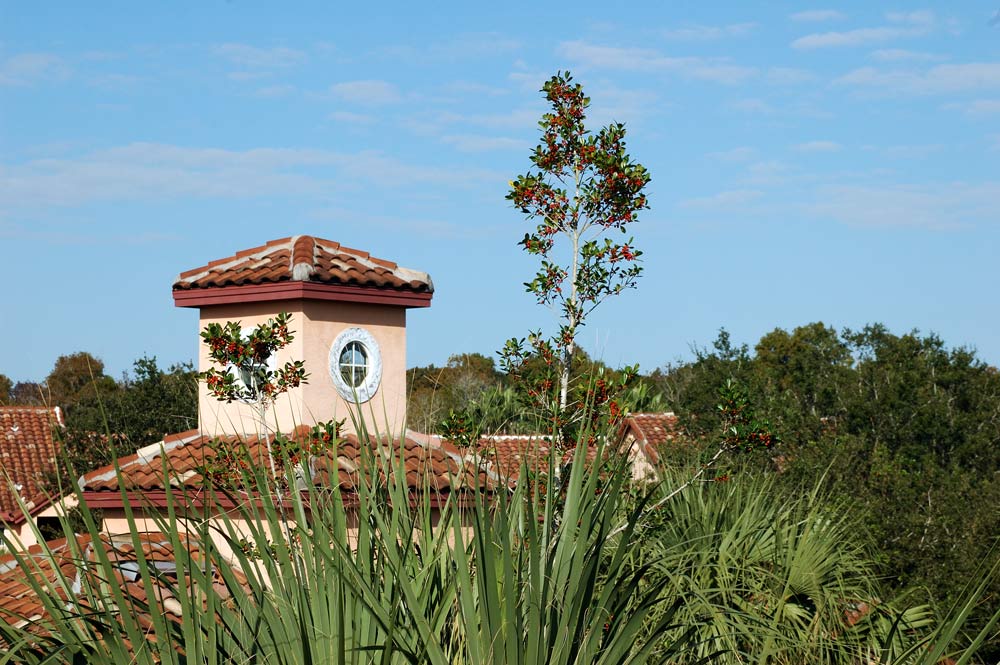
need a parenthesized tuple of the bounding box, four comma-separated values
(339, 341, 368, 387)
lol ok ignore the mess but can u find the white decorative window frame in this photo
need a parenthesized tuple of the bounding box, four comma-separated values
(329, 327, 382, 403)
(228, 325, 279, 404)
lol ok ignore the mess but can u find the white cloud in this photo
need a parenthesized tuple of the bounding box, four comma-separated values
(329, 110, 376, 124)
(214, 43, 307, 68)
(441, 135, 530, 152)
(0, 142, 500, 209)
(806, 181, 1000, 229)
(228, 71, 270, 81)
(743, 160, 791, 185)
(440, 80, 510, 97)
(254, 84, 295, 98)
(886, 10, 935, 27)
(557, 41, 756, 84)
(586, 83, 660, 125)
(790, 10, 846, 22)
(402, 106, 541, 137)
(870, 48, 943, 62)
(329, 79, 401, 105)
(88, 73, 143, 90)
(730, 98, 773, 113)
(792, 13, 934, 49)
(766, 67, 816, 85)
(945, 99, 1000, 114)
(0, 53, 67, 85)
(307, 209, 491, 240)
(793, 27, 919, 49)
(439, 33, 521, 57)
(835, 63, 1000, 95)
(663, 22, 756, 40)
(706, 146, 756, 162)
(794, 140, 842, 152)
(880, 144, 944, 158)
(376, 33, 520, 62)
(681, 189, 763, 209)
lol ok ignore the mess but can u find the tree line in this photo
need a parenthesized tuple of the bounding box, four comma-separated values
(406, 322, 1000, 659)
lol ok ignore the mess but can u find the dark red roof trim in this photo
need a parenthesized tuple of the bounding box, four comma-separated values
(173, 281, 433, 309)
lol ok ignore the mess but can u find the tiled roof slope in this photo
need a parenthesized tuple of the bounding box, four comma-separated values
(0, 407, 63, 518)
(174, 235, 433, 293)
(624, 412, 679, 447)
(0, 532, 245, 641)
(475, 413, 681, 482)
(622, 412, 680, 465)
(474, 435, 598, 480)
(79, 427, 492, 495)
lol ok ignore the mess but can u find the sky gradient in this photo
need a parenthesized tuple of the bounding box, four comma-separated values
(2, 2, 999, 383)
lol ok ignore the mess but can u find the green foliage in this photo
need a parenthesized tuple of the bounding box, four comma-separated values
(504, 71, 650, 411)
(654, 322, 1000, 660)
(408, 348, 650, 440)
(7, 380, 45, 406)
(634, 466, 933, 664)
(57, 356, 198, 474)
(45, 351, 117, 408)
(0, 373, 11, 405)
(407, 353, 504, 433)
(199, 311, 308, 405)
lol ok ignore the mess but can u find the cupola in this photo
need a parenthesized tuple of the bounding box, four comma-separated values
(173, 235, 433, 437)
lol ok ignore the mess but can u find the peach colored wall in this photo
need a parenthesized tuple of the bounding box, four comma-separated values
(196, 300, 408, 437)
(301, 300, 407, 437)
(2, 494, 80, 551)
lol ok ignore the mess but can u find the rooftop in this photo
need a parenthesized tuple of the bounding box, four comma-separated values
(0, 407, 63, 522)
(77, 426, 496, 501)
(74, 412, 682, 504)
(0, 531, 245, 641)
(173, 235, 433, 308)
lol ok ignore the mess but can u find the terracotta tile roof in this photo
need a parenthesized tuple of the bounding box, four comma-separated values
(312, 430, 494, 492)
(474, 435, 600, 481)
(78, 427, 493, 497)
(0, 531, 245, 642)
(0, 407, 63, 520)
(472, 414, 681, 483)
(621, 412, 680, 465)
(174, 235, 433, 293)
(624, 412, 679, 447)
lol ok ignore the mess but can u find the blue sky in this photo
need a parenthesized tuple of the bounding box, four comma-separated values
(2, 2, 999, 383)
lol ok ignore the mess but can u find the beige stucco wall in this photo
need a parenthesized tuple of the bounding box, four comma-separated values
(301, 300, 407, 438)
(196, 299, 407, 438)
(2, 494, 80, 551)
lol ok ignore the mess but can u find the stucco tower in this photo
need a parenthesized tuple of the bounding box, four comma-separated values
(173, 235, 433, 438)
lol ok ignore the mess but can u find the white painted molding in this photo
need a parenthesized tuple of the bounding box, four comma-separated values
(328, 327, 382, 403)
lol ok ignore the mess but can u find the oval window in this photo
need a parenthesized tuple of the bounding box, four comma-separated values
(329, 328, 382, 402)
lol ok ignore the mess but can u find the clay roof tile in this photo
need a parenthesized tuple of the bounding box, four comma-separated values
(77, 427, 492, 497)
(0, 407, 63, 518)
(174, 236, 431, 294)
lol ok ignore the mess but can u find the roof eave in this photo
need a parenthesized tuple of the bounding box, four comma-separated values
(173, 281, 433, 309)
